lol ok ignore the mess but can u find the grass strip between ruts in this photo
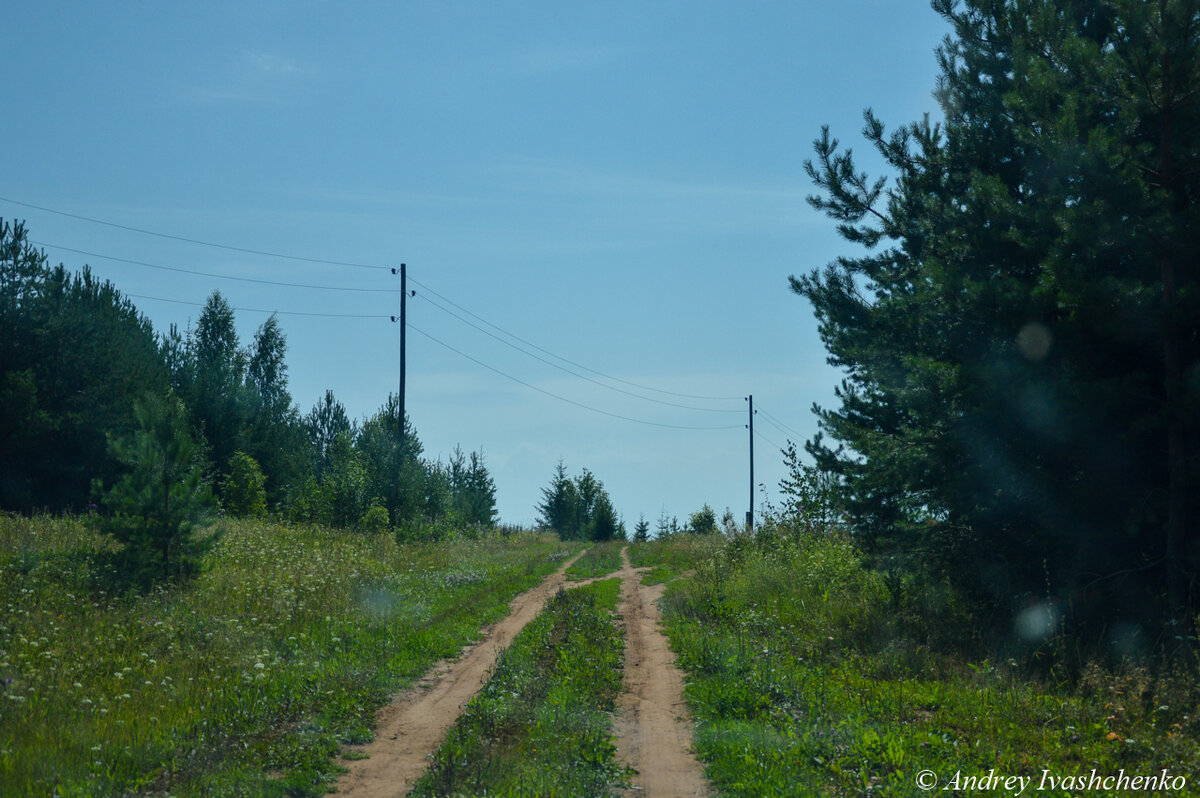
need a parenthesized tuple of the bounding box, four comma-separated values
(410, 577, 629, 797)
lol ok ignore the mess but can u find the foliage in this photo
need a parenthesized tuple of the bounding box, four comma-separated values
(633, 515, 650, 544)
(447, 445, 499, 527)
(536, 461, 621, 541)
(358, 503, 390, 534)
(411, 579, 629, 797)
(650, 529, 1200, 797)
(0, 515, 572, 796)
(793, 0, 1200, 627)
(0, 220, 169, 512)
(686, 503, 719, 535)
(222, 451, 267, 519)
(96, 392, 219, 584)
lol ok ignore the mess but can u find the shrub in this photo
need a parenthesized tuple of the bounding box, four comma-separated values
(222, 451, 267, 518)
(359, 503, 390, 534)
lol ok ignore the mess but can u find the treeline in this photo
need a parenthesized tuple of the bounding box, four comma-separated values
(791, 0, 1200, 640)
(0, 220, 496, 533)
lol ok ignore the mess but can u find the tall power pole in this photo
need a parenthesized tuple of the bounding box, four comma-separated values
(747, 394, 755, 530)
(391, 263, 408, 452)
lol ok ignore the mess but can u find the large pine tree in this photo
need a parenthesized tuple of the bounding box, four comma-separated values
(794, 0, 1200, 627)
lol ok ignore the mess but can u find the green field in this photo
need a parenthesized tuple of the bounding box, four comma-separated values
(649, 531, 1200, 797)
(0, 514, 577, 796)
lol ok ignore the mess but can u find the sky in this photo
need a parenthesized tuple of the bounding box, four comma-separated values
(1, 1, 951, 528)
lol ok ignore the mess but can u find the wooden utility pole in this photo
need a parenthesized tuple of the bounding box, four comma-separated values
(747, 394, 754, 530)
(399, 263, 407, 452)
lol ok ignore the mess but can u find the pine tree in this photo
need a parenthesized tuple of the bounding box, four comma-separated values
(794, 0, 1200, 624)
(99, 392, 217, 584)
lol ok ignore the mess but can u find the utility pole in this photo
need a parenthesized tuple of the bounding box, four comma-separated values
(746, 394, 755, 530)
(391, 263, 408, 453)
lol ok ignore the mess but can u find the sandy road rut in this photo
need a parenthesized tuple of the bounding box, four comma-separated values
(614, 546, 711, 797)
(335, 545, 709, 797)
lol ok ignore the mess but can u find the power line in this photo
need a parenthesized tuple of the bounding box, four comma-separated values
(413, 291, 741, 414)
(0, 195, 390, 271)
(756, 412, 800, 443)
(755, 404, 806, 441)
(34, 240, 398, 293)
(408, 324, 744, 431)
(753, 427, 782, 452)
(128, 292, 391, 318)
(407, 274, 744, 403)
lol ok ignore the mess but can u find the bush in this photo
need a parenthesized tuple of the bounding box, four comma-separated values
(358, 503, 390, 534)
(222, 451, 267, 518)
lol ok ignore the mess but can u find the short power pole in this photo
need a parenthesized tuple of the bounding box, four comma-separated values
(746, 394, 755, 530)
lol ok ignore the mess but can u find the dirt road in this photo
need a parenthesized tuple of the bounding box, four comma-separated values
(614, 546, 711, 797)
(335, 549, 586, 797)
(334, 545, 710, 797)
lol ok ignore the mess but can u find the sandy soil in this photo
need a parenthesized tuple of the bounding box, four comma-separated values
(614, 546, 712, 797)
(333, 549, 586, 797)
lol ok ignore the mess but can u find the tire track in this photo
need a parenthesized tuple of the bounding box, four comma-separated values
(334, 548, 587, 798)
(614, 545, 711, 797)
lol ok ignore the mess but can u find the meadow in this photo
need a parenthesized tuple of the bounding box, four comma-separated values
(0, 514, 576, 796)
(641, 530, 1200, 797)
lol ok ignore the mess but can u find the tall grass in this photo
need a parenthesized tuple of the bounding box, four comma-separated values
(652, 527, 1200, 796)
(0, 514, 575, 796)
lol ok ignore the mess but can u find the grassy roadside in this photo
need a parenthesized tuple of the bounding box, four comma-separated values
(628, 534, 719, 584)
(0, 515, 577, 797)
(563, 540, 625, 581)
(649, 530, 1200, 797)
(410, 578, 629, 797)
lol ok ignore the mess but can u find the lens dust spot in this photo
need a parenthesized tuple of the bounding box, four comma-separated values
(1015, 602, 1059, 642)
(1016, 322, 1053, 361)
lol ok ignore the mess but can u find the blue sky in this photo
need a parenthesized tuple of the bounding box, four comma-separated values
(2, 2, 950, 527)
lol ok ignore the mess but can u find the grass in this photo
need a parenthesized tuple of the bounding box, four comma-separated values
(410, 578, 629, 797)
(628, 533, 719, 584)
(0, 514, 576, 797)
(563, 540, 625, 581)
(648, 528, 1200, 797)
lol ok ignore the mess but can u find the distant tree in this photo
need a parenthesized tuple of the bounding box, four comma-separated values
(222, 451, 267, 519)
(188, 292, 249, 478)
(720, 507, 738, 535)
(537, 460, 581, 539)
(633, 515, 650, 543)
(357, 394, 422, 523)
(687, 504, 718, 535)
(322, 431, 375, 529)
(461, 449, 498, 527)
(305, 389, 355, 479)
(655, 509, 672, 539)
(243, 315, 307, 507)
(590, 491, 619, 541)
(535, 461, 620, 541)
(98, 392, 217, 584)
